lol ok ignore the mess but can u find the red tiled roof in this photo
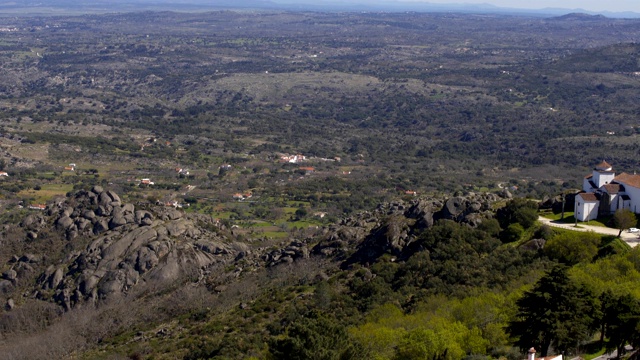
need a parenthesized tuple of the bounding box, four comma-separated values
(595, 160, 613, 171)
(578, 192, 598, 202)
(614, 172, 640, 189)
(602, 184, 621, 194)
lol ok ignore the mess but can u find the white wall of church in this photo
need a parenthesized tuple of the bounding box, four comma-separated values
(609, 194, 619, 213)
(575, 198, 598, 222)
(621, 185, 640, 214)
(593, 171, 615, 188)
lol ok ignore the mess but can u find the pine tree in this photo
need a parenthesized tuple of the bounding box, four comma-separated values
(507, 266, 600, 356)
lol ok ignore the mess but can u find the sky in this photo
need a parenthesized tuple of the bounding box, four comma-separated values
(408, 0, 640, 13)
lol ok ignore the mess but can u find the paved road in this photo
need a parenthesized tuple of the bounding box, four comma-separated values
(538, 216, 640, 248)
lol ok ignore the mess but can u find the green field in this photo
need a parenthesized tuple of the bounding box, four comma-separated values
(18, 183, 74, 203)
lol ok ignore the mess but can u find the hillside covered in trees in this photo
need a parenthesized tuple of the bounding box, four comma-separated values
(1, 187, 640, 359)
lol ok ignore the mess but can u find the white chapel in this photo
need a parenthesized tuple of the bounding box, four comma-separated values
(575, 160, 640, 221)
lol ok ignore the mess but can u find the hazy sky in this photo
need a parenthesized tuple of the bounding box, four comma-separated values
(415, 0, 639, 12)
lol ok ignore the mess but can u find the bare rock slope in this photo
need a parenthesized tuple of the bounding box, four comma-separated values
(30, 186, 237, 310)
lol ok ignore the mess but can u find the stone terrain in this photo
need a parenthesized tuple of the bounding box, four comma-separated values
(313, 191, 508, 265)
(1, 187, 509, 311)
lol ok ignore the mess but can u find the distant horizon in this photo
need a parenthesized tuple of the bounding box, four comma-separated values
(393, 0, 640, 13)
(1, 0, 639, 18)
(240, 0, 640, 14)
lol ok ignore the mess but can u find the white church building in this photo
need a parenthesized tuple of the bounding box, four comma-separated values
(575, 160, 640, 221)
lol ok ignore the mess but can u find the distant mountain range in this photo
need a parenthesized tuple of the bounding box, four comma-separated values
(0, 0, 639, 18)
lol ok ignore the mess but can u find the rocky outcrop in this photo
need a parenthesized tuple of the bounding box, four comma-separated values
(438, 193, 498, 222)
(262, 240, 310, 266)
(313, 225, 371, 259)
(51, 187, 140, 240)
(0, 254, 40, 295)
(20, 213, 46, 231)
(406, 199, 440, 229)
(24, 187, 239, 310)
(3, 187, 511, 312)
(315, 192, 502, 266)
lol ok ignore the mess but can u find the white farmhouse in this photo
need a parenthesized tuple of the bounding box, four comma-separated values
(575, 160, 639, 221)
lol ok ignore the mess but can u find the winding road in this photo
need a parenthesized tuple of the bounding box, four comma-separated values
(538, 216, 640, 248)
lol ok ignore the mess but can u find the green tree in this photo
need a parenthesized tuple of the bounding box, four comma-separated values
(294, 207, 308, 220)
(601, 293, 640, 357)
(392, 317, 487, 360)
(599, 290, 615, 344)
(350, 323, 406, 359)
(268, 313, 365, 360)
(544, 231, 600, 265)
(613, 208, 636, 237)
(478, 218, 501, 237)
(449, 292, 510, 350)
(502, 223, 524, 243)
(394, 328, 452, 360)
(497, 198, 538, 229)
(507, 266, 600, 356)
